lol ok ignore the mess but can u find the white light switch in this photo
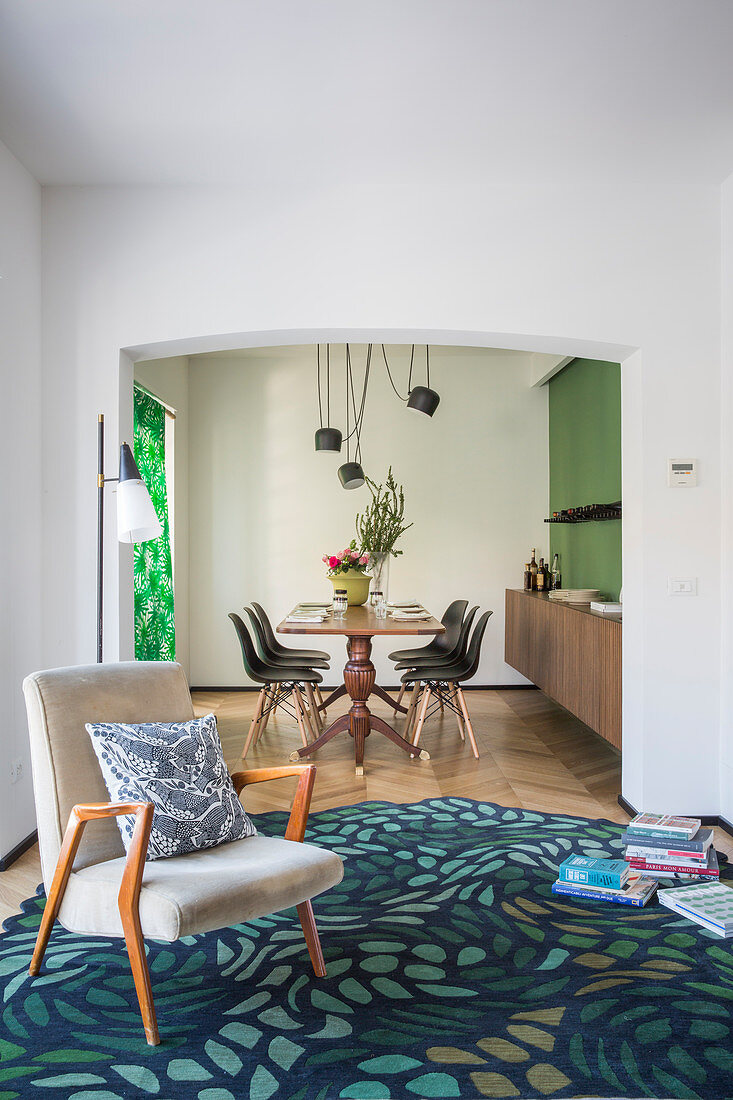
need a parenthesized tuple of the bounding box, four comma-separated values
(668, 577, 697, 596)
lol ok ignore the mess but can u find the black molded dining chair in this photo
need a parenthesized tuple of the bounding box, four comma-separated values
(229, 613, 323, 757)
(244, 607, 326, 733)
(251, 602, 331, 665)
(393, 604, 477, 717)
(401, 610, 493, 759)
(388, 600, 469, 715)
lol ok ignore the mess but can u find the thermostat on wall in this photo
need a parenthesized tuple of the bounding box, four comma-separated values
(668, 459, 697, 487)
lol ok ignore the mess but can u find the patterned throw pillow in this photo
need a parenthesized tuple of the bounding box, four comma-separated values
(85, 713, 256, 860)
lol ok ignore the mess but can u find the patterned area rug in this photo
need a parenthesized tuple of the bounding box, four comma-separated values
(1, 798, 732, 1100)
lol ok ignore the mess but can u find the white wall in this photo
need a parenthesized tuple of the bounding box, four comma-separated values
(133, 357, 190, 677)
(38, 179, 722, 813)
(721, 172, 733, 823)
(0, 139, 42, 859)
(157, 346, 548, 687)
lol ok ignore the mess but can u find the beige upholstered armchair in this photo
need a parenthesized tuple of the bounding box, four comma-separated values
(22, 661, 344, 1046)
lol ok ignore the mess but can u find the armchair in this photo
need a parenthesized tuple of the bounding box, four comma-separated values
(23, 662, 343, 1046)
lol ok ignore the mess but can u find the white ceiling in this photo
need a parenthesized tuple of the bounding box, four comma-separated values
(1, 0, 732, 186)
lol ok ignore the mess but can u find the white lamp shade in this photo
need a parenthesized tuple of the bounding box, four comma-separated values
(116, 479, 162, 544)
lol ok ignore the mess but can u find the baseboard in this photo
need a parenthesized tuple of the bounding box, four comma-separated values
(618, 796, 733, 839)
(191, 684, 539, 694)
(0, 830, 38, 872)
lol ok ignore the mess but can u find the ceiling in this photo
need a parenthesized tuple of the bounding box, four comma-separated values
(1, 0, 732, 186)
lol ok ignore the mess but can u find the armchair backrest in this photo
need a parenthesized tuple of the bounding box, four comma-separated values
(23, 662, 194, 888)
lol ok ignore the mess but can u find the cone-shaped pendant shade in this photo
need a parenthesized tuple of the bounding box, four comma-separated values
(116, 443, 163, 544)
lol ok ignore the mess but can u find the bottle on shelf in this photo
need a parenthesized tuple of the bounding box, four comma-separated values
(523, 563, 532, 591)
(536, 558, 546, 591)
(529, 549, 538, 590)
(551, 552, 561, 590)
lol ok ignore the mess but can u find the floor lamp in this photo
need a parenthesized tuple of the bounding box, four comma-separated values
(97, 413, 162, 662)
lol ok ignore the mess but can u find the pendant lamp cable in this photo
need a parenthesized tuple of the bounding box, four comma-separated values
(381, 343, 415, 401)
(317, 344, 323, 428)
(426, 344, 430, 388)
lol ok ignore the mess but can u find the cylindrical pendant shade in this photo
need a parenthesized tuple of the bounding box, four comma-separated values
(338, 461, 366, 490)
(407, 385, 440, 417)
(315, 426, 342, 452)
(116, 443, 162, 544)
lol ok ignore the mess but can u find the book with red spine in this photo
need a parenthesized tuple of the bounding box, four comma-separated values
(627, 848, 719, 879)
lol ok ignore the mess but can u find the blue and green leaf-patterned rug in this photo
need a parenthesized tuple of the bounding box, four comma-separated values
(2, 798, 733, 1100)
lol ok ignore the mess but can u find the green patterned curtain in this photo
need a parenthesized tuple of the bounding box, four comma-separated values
(133, 386, 175, 660)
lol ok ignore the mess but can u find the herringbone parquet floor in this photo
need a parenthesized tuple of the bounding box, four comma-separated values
(2, 688, 730, 924)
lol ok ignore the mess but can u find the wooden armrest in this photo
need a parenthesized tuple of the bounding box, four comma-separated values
(30, 800, 154, 979)
(230, 765, 316, 844)
(70, 801, 152, 821)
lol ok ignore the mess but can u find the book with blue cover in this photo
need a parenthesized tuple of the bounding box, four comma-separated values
(552, 873, 657, 908)
(558, 855, 629, 890)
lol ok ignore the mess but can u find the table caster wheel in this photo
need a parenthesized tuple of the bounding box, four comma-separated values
(419, 749, 430, 761)
(289, 751, 301, 762)
(355, 765, 364, 777)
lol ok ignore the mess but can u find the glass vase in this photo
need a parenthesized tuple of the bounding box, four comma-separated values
(369, 552, 390, 604)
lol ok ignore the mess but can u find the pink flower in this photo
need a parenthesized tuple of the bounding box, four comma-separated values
(359, 555, 369, 565)
(350, 550, 360, 560)
(337, 550, 346, 560)
(329, 556, 339, 568)
(322, 555, 329, 563)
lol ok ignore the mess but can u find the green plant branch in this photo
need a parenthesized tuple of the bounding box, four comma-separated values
(355, 467, 413, 556)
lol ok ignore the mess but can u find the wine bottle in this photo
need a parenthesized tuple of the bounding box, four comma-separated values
(530, 549, 538, 590)
(551, 553, 561, 590)
(524, 563, 532, 590)
(537, 558, 546, 590)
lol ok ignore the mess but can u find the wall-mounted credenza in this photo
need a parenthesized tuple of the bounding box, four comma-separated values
(504, 589, 621, 750)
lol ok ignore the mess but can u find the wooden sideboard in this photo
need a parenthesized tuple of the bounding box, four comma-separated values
(504, 589, 621, 750)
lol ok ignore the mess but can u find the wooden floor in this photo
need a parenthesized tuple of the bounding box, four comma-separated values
(2, 687, 731, 925)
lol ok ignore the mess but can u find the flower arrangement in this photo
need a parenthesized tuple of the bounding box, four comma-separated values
(355, 467, 412, 557)
(323, 540, 371, 576)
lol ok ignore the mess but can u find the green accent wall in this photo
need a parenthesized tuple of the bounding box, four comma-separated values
(548, 358, 622, 601)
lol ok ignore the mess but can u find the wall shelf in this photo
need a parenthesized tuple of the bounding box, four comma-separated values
(544, 501, 621, 524)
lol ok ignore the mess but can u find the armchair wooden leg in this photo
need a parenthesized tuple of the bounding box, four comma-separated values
(120, 905, 159, 1045)
(296, 900, 326, 978)
(30, 811, 87, 975)
(119, 803, 159, 1046)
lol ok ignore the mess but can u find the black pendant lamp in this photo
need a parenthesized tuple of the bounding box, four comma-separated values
(407, 345, 440, 416)
(314, 345, 342, 452)
(337, 343, 369, 490)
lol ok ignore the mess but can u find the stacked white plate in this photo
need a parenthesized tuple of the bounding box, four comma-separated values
(566, 588, 600, 602)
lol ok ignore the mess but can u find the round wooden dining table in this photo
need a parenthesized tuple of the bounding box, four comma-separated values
(277, 604, 445, 775)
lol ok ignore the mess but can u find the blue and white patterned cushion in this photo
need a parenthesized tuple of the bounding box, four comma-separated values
(85, 713, 257, 860)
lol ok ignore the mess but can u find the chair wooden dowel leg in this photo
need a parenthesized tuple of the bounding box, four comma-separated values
(241, 687, 265, 758)
(297, 900, 326, 978)
(292, 688, 310, 747)
(412, 687, 432, 749)
(393, 683, 406, 716)
(403, 682, 421, 740)
(452, 682, 465, 740)
(457, 686, 480, 759)
(258, 687, 274, 739)
(304, 682, 322, 733)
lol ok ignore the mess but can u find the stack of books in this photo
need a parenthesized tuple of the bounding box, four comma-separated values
(622, 813, 719, 883)
(659, 882, 733, 937)
(551, 854, 658, 907)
